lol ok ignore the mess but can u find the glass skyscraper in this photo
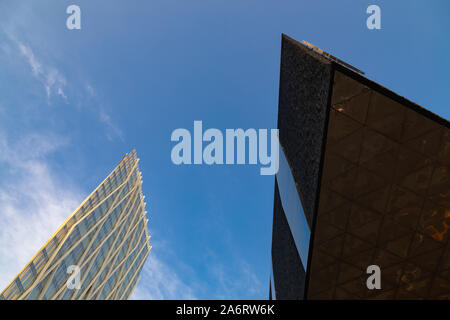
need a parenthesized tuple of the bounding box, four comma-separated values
(271, 35, 450, 300)
(1, 149, 151, 300)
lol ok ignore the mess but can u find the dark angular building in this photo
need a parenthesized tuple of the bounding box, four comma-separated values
(270, 34, 450, 300)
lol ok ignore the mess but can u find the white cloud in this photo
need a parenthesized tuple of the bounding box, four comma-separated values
(130, 246, 265, 299)
(2, 31, 123, 141)
(86, 84, 95, 97)
(99, 109, 124, 141)
(0, 133, 192, 299)
(18, 42, 41, 76)
(17, 42, 67, 102)
(0, 132, 84, 291)
(57, 87, 67, 100)
(208, 259, 264, 299)
(130, 251, 196, 300)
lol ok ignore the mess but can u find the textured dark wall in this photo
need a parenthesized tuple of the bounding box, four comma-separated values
(277, 34, 332, 227)
(271, 179, 306, 299)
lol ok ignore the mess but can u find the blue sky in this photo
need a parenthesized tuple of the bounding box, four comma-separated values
(0, 0, 448, 299)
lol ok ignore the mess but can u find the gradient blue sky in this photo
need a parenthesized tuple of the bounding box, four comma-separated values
(0, 0, 448, 299)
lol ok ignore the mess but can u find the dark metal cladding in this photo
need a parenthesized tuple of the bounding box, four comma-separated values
(271, 34, 450, 300)
(271, 179, 306, 299)
(277, 34, 332, 228)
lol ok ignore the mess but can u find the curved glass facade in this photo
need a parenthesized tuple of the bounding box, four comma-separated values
(1, 150, 151, 300)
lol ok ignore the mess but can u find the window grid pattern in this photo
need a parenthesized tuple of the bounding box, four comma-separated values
(1, 150, 151, 300)
(308, 71, 450, 299)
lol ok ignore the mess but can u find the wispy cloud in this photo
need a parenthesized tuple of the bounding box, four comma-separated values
(130, 241, 265, 300)
(131, 251, 197, 300)
(99, 109, 124, 142)
(17, 42, 67, 102)
(17, 42, 41, 76)
(2, 30, 123, 141)
(209, 260, 264, 299)
(0, 132, 84, 291)
(85, 84, 123, 141)
(0, 133, 192, 299)
(86, 84, 95, 97)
